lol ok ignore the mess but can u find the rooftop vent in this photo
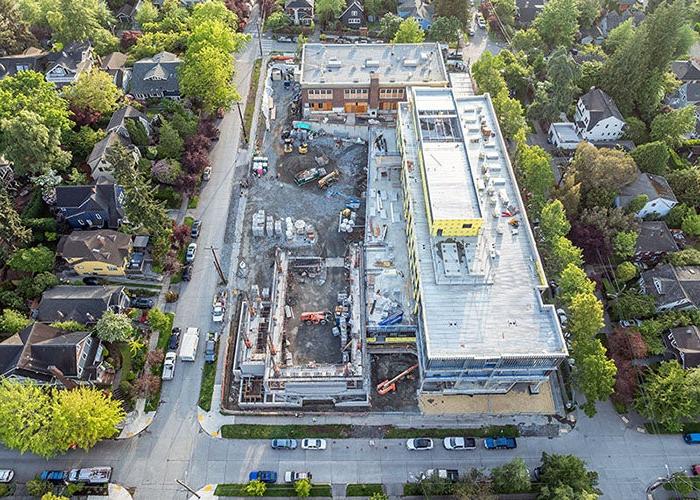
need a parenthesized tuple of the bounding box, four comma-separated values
(653, 277, 663, 294)
(365, 59, 380, 68)
(403, 58, 418, 67)
(327, 58, 342, 69)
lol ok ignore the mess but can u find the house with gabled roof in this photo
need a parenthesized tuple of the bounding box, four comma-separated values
(574, 87, 626, 142)
(616, 171, 678, 218)
(634, 221, 679, 267)
(339, 0, 367, 28)
(36, 285, 130, 324)
(285, 0, 314, 25)
(45, 41, 95, 87)
(0, 47, 49, 79)
(664, 325, 700, 369)
(53, 184, 126, 230)
(57, 230, 133, 277)
(639, 264, 700, 312)
(0, 322, 105, 385)
(101, 51, 131, 90)
(87, 131, 141, 183)
(129, 51, 182, 100)
(106, 105, 151, 138)
(397, 0, 434, 29)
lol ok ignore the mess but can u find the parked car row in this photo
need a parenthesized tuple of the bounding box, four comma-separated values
(248, 470, 312, 484)
(39, 467, 112, 485)
(407, 436, 492, 450)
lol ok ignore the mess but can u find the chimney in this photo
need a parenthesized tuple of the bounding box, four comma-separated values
(48, 366, 79, 390)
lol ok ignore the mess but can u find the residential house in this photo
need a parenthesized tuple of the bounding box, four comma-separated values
(664, 325, 700, 369)
(87, 131, 141, 183)
(106, 105, 152, 138)
(300, 43, 448, 116)
(548, 122, 581, 150)
(397, 0, 433, 29)
(616, 171, 678, 218)
(0, 48, 49, 79)
(37, 285, 130, 324)
(129, 51, 182, 100)
(671, 59, 700, 83)
(639, 264, 700, 312)
(54, 184, 126, 230)
(285, 0, 314, 25)
(45, 41, 95, 88)
(574, 87, 626, 142)
(598, 9, 644, 37)
(515, 0, 545, 27)
(634, 221, 679, 268)
(115, 3, 138, 26)
(339, 0, 367, 28)
(0, 322, 105, 385)
(101, 52, 131, 91)
(57, 230, 133, 276)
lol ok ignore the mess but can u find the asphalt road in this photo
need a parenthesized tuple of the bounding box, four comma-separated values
(1, 23, 697, 500)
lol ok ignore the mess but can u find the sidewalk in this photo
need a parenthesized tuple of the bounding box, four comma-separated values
(87, 483, 133, 500)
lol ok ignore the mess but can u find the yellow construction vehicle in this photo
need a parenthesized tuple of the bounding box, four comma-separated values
(318, 169, 340, 189)
(298, 142, 308, 154)
(283, 138, 293, 153)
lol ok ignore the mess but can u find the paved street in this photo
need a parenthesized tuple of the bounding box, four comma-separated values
(0, 23, 697, 500)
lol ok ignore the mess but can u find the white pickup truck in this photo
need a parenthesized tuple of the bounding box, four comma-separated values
(212, 291, 227, 323)
(162, 352, 176, 380)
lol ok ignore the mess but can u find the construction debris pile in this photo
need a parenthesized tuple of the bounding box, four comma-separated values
(251, 209, 317, 246)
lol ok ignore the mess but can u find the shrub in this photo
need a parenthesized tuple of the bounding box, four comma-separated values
(616, 261, 638, 283)
(147, 349, 165, 367)
(133, 372, 161, 398)
(26, 479, 53, 497)
(151, 159, 182, 185)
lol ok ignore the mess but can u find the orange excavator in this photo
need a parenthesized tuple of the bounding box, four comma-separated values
(300, 311, 334, 325)
(376, 364, 418, 395)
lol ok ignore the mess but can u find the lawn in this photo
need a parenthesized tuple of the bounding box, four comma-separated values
(242, 58, 262, 144)
(645, 422, 700, 434)
(221, 424, 354, 439)
(198, 354, 217, 411)
(384, 425, 519, 439)
(346, 484, 384, 496)
(214, 483, 331, 497)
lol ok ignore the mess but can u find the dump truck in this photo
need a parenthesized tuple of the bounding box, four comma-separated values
(318, 169, 340, 189)
(251, 156, 269, 177)
(300, 311, 333, 325)
(294, 167, 326, 186)
(180, 327, 200, 362)
(162, 352, 176, 380)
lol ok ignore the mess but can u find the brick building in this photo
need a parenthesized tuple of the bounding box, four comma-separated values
(299, 43, 448, 116)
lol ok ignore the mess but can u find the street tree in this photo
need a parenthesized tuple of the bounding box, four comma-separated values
(392, 18, 425, 43)
(453, 468, 496, 499)
(133, 372, 161, 398)
(667, 167, 700, 207)
(315, 0, 345, 26)
(568, 292, 604, 342)
(51, 386, 125, 451)
(0, 110, 71, 176)
(379, 13, 403, 40)
(537, 452, 600, 498)
(0, 309, 30, 336)
(636, 361, 700, 432)
(0, 379, 57, 457)
(295, 478, 312, 497)
(534, 0, 580, 48)
(540, 199, 571, 247)
(492, 89, 527, 139)
(558, 264, 595, 306)
(244, 480, 266, 496)
(516, 144, 554, 215)
(615, 261, 638, 283)
(511, 28, 545, 60)
(492, 0, 516, 27)
(428, 16, 462, 44)
(434, 0, 471, 27)
(572, 337, 617, 416)
(25, 479, 54, 497)
(41, 493, 70, 500)
(369, 493, 388, 500)
(94, 310, 133, 342)
(498, 50, 533, 100)
(650, 105, 696, 147)
(490, 457, 531, 493)
(630, 140, 668, 175)
(0, 0, 37, 56)
(264, 11, 290, 31)
(550, 236, 583, 280)
(63, 68, 122, 115)
(472, 52, 507, 96)
(7, 245, 55, 274)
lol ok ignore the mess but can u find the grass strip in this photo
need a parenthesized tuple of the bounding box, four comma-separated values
(145, 312, 174, 412)
(221, 424, 353, 439)
(384, 424, 519, 439)
(243, 58, 262, 144)
(198, 355, 217, 411)
(346, 483, 384, 496)
(214, 483, 331, 497)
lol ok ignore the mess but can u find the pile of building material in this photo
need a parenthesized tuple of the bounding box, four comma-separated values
(251, 209, 317, 246)
(338, 208, 358, 233)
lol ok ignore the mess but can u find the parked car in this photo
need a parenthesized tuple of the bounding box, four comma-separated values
(684, 433, 700, 444)
(202, 167, 212, 181)
(477, 14, 486, 28)
(168, 327, 181, 350)
(271, 438, 298, 450)
(130, 297, 154, 309)
(185, 243, 197, 263)
(39, 470, 67, 484)
(0, 470, 14, 483)
(284, 471, 312, 483)
(484, 437, 517, 449)
(301, 438, 327, 450)
(619, 319, 642, 328)
(182, 265, 193, 281)
(204, 339, 216, 363)
(162, 352, 177, 380)
(248, 471, 277, 483)
(67, 467, 112, 485)
(443, 437, 476, 450)
(82, 276, 107, 286)
(190, 220, 202, 239)
(406, 438, 433, 450)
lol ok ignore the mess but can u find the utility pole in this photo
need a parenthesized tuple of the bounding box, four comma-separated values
(175, 479, 200, 498)
(236, 101, 248, 144)
(210, 247, 227, 285)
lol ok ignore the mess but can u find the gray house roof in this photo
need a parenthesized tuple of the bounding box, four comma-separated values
(515, 0, 544, 26)
(640, 264, 700, 309)
(107, 105, 147, 133)
(88, 131, 133, 166)
(618, 172, 677, 206)
(0, 48, 48, 79)
(129, 51, 181, 97)
(37, 285, 128, 324)
(635, 221, 679, 255)
(54, 184, 126, 229)
(579, 88, 624, 130)
(45, 41, 93, 75)
(57, 230, 132, 268)
(665, 325, 700, 369)
(672, 60, 700, 82)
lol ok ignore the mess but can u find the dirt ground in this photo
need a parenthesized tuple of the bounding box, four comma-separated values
(370, 353, 420, 412)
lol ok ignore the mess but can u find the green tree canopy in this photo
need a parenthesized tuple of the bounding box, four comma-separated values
(568, 292, 604, 342)
(612, 230, 638, 260)
(650, 105, 696, 147)
(559, 264, 595, 306)
(682, 213, 700, 237)
(7, 245, 55, 274)
(392, 18, 426, 43)
(0, 187, 31, 257)
(135, 0, 158, 26)
(511, 28, 545, 60)
(537, 452, 600, 498)
(534, 0, 580, 48)
(434, 0, 471, 27)
(41, 0, 117, 53)
(616, 261, 638, 282)
(667, 167, 700, 207)
(0, 0, 37, 56)
(472, 51, 507, 96)
(379, 13, 403, 40)
(612, 290, 657, 321)
(540, 199, 571, 247)
(630, 140, 668, 175)
(315, 0, 345, 25)
(492, 89, 527, 139)
(623, 116, 649, 145)
(264, 11, 290, 31)
(546, 47, 580, 115)
(550, 236, 584, 279)
(62, 68, 122, 115)
(491, 457, 531, 493)
(244, 480, 266, 496)
(636, 361, 700, 432)
(516, 144, 554, 215)
(569, 142, 637, 196)
(0, 309, 31, 336)
(94, 310, 133, 342)
(295, 478, 312, 497)
(603, 18, 635, 55)
(428, 16, 462, 44)
(572, 337, 617, 416)
(157, 120, 184, 159)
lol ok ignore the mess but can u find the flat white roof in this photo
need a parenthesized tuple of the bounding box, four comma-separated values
(399, 89, 567, 360)
(300, 43, 448, 86)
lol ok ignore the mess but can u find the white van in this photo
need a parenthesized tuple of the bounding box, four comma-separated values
(179, 327, 200, 361)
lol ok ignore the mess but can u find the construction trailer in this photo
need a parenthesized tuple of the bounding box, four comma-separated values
(231, 247, 369, 408)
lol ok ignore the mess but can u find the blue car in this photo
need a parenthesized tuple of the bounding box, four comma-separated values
(39, 470, 67, 484)
(249, 471, 278, 483)
(484, 437, 517, 449)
